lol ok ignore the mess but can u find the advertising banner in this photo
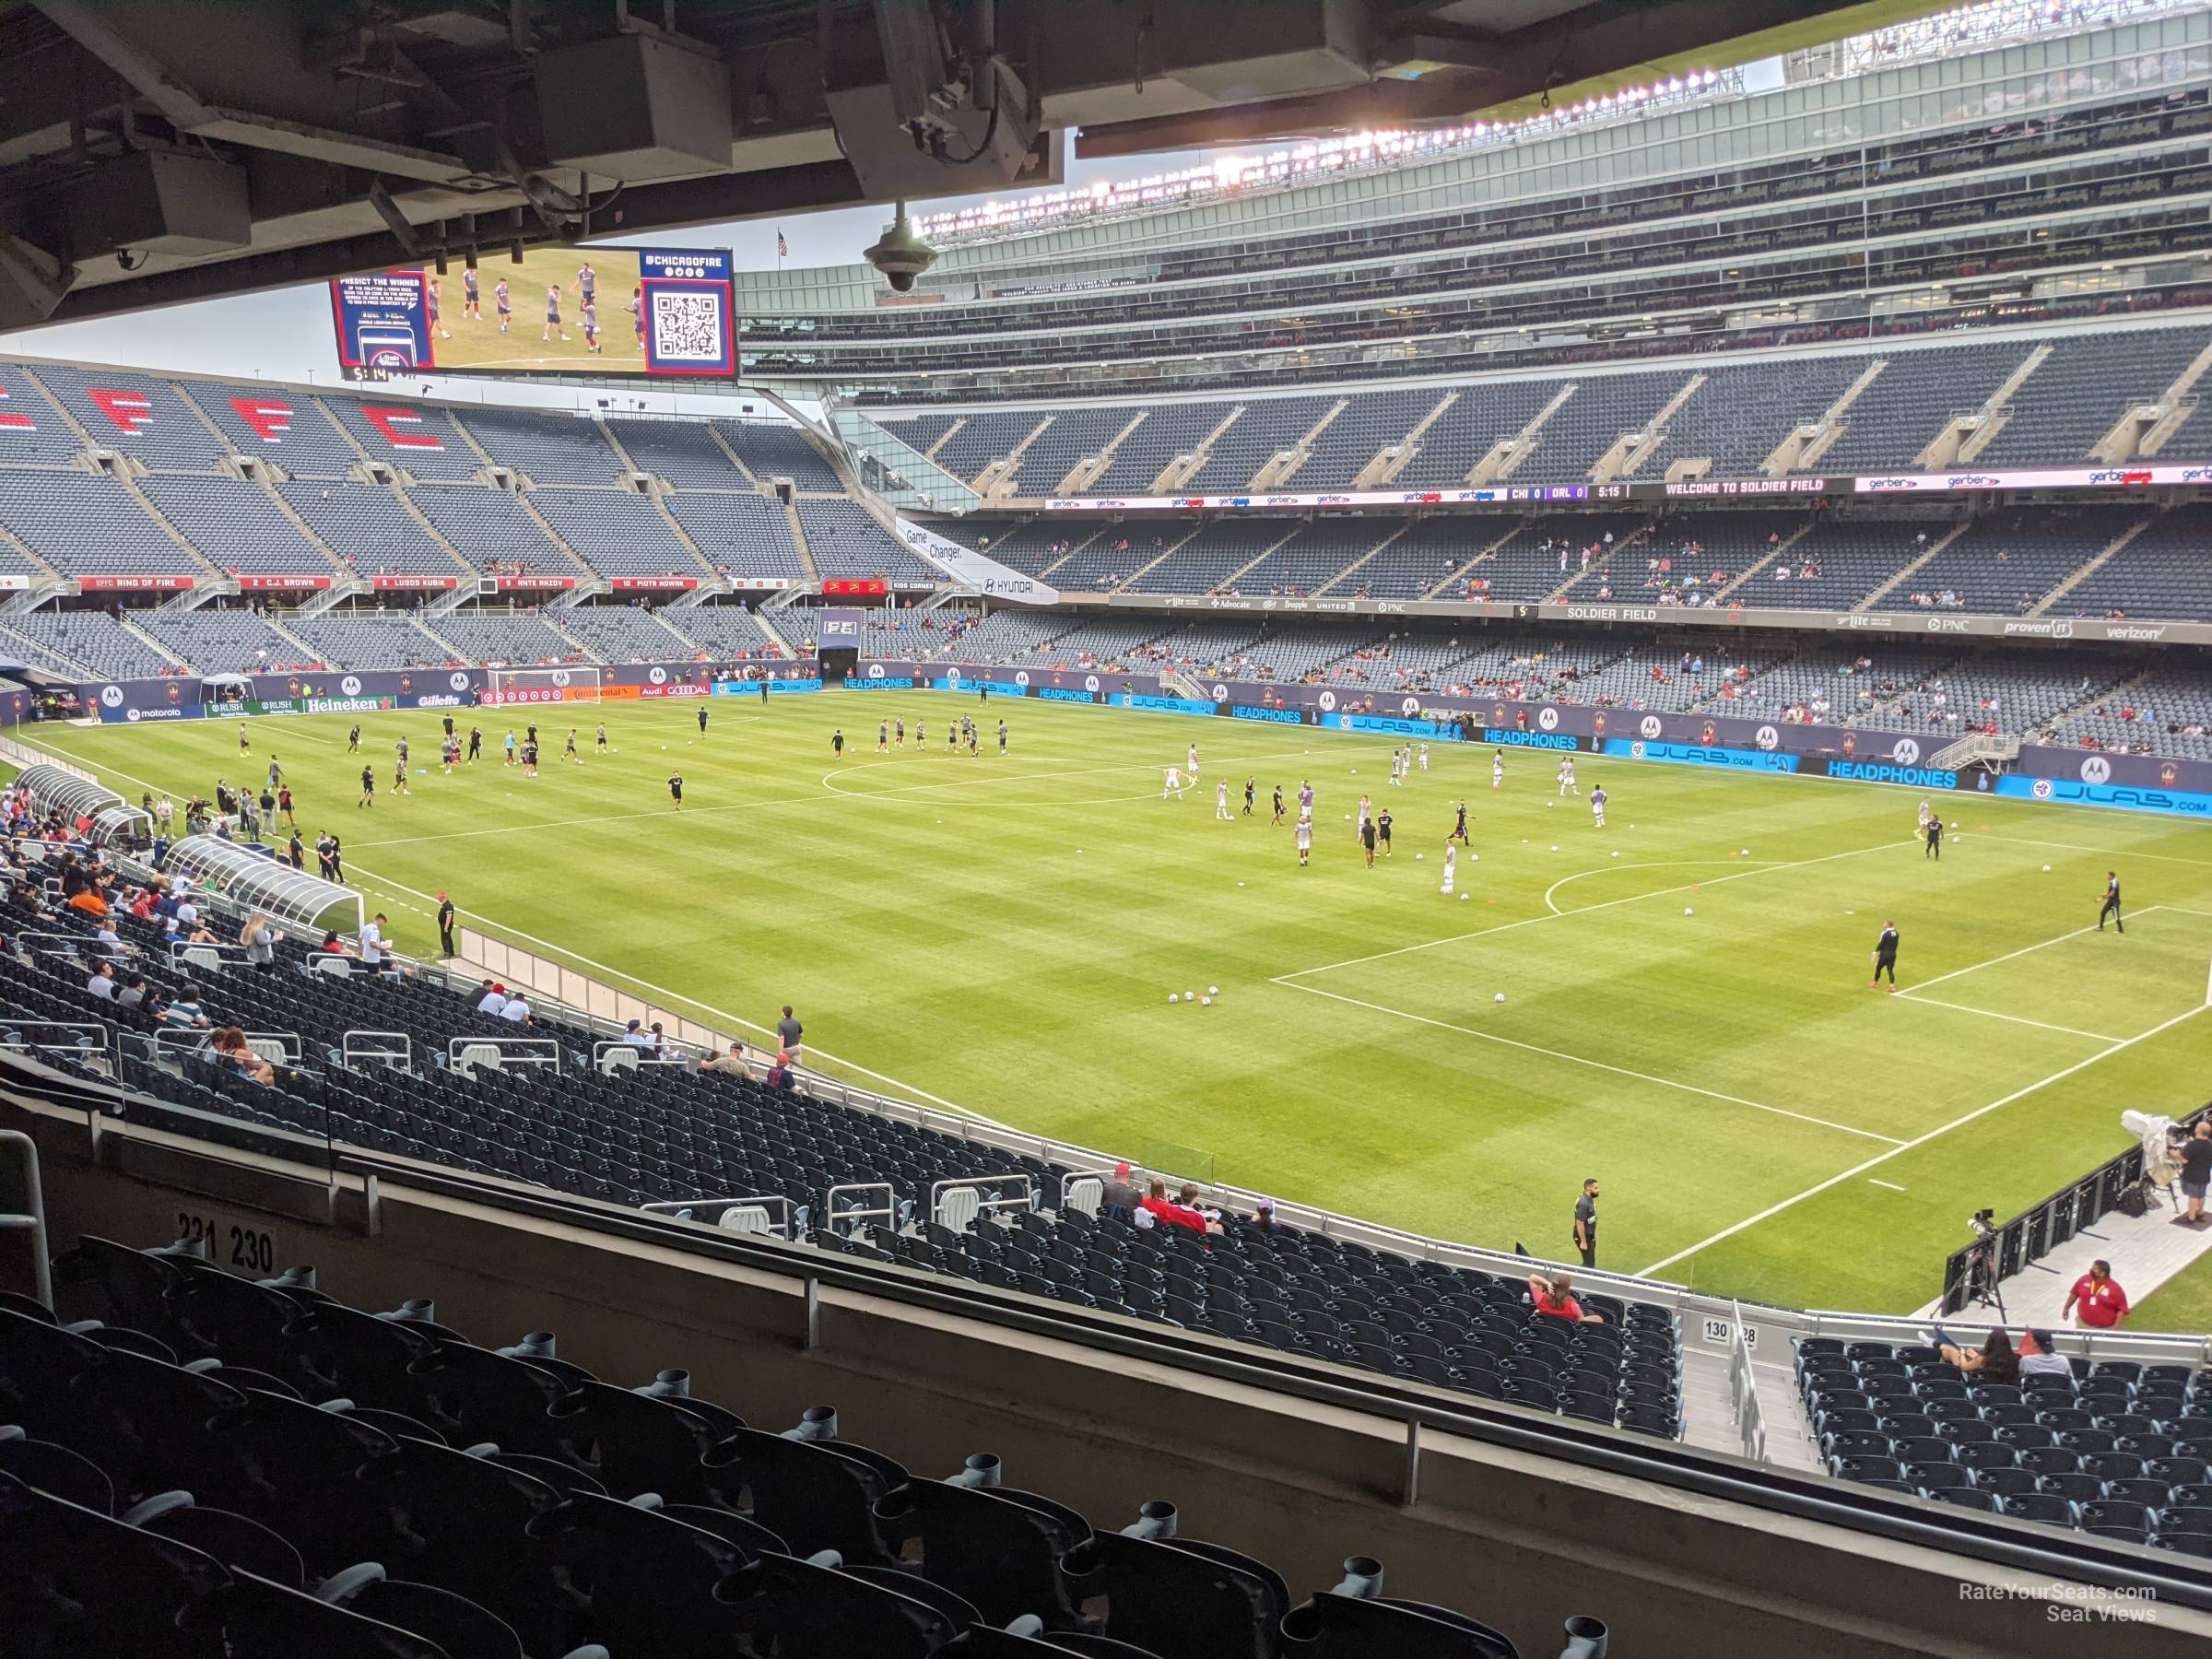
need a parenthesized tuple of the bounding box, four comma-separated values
(2013, 744, 2212, 795)
(331, 269, 436, 382)
(710, 677, 822, 697)
(1043, 485, 1594, 512)
(893, 517, 1061, 605)
(0, 574, 32, 593)
(233, 573, 332, 592)
(818, 608, 865, 644)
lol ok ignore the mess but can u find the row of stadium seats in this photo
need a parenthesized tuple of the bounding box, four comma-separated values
(873, 325, 2212, 494)
(1797, 1337, 2212, 1552)
(2, 1236, 1607, 1658)
(0, 882, 1683, 1444)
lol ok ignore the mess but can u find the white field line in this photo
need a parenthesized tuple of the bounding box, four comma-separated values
(1899, 908, 2168, 996)
(1889, 994, 2119, 1043)
(1542, 857, 1783, 915)
(1636, 999, 2212, 1278)
(1976, 832, 2212, 870)
(1868, 1180, 1907, 1193)
(1278, 839, 1908, 981)
(1278, 979, 1904, 1146)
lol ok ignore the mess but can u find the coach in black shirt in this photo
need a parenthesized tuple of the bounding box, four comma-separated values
(1574, 1178, 1599, 1267)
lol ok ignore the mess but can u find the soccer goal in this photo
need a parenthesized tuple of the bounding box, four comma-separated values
(483, 666, 605, 706)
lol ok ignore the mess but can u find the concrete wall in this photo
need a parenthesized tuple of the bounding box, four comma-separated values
(12, 1092, 2207, 1659)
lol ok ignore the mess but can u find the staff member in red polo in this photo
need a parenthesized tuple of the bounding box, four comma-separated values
(2063, 1259, 2129, 1331)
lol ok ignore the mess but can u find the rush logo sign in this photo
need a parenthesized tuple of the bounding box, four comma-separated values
(87, 387, 155, 435)
(359, 405, 442, 450)
(0, 387, 33, 431)
(229, 397, 293, 442)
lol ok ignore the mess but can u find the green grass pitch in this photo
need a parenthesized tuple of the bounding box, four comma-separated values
(20, 693, 2212, 1322)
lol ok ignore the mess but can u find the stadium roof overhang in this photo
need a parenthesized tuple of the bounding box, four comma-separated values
(163, 835, 361, 937)
(0, 0, 1930, 327)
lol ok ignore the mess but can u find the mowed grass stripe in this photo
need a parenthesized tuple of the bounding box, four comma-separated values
(23, 695, 2212, 1314)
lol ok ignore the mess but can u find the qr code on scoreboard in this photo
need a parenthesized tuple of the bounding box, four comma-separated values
(650, 290, 724, 362)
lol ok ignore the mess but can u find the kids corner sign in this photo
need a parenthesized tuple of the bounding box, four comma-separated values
(893, 518, 1060, 606)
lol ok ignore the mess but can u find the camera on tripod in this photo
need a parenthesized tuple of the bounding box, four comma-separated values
(1966, 1207, 1996, 1239)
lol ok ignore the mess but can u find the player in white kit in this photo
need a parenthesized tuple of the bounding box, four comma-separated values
(1389, 747, 1405, 786)
(1187, 743, 1200, 782)
(1295, 815, 1312, 866)
(1492, 749, 1505, 790)
(1441, 841, 1457, 895)
(1916, 798, 1932, 830)
(1162, 767, 1184, 799)
(1215, 780, 1231, 819)
(1357, 794, 1371, 837)
(1591, 784, 1607, 828)
(1418, 742, 1430, 772)
(1558, 758, 1578, 795)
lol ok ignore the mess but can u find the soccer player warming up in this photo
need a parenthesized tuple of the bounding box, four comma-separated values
(1492, 748, 1505, 790)
(832, 728, 844, 758)
(1590, 784, 1606, 829)
(1870, 920, 1900, 991)
(2099, 870, 2124, 934)
(1924, 812, 1944, 860)
(1215, 780, 1231, 820)
(1441, 841, 1457, 896)
(1161, 765, 1183, 800)
(1558, 758, 1578, 795)
(1295, 813, 1312, 867)
(667, 771, 684, 810)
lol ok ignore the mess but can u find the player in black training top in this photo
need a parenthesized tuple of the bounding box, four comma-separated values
(467, 725, 482, 761)
(358, 764, 375, 807)
(1376, 808, 1394, 858)
(1271, 785, 1285, 825)
(1869, 921, 1900, 991)
(2099, 870, 2124, 934)
(347, 724, 360, 752)
(698, 706, 709, 734)
(1924, 813, 1943, 859)
(997, 720, 1008, 755)
(667, 771, 684, 809)
(1451, 800, 1469, 842)
(832, 728, 844, 757)
(1242, 776, 1255, 816)
(1360, 815, 1378, 868)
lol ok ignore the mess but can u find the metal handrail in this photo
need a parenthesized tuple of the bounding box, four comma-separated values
(0, 1128, 51, 1310)
(642, 1194, 794, 1239)
(341, 1030, 412, 1071)
(823, 1181, 894, 1239)
(448, 1036, 559, 1072)
(1728, 1299, 1768, 1465)
(931, 1173, 1034, 1229)
(154, 1029, 302, 1063)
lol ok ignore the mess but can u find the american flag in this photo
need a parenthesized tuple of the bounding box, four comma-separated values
(776, 229, 789, 258)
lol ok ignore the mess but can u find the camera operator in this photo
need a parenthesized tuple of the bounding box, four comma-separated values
(2181, 1118, 2211, 1227)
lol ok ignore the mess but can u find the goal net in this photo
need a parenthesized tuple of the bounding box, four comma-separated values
(482, 666, 606, 707)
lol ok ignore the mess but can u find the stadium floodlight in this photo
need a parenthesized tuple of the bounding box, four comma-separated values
(484, 666, 606, 707)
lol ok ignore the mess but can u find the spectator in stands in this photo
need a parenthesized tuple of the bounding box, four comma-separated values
(1241, 1195, 1284, 1232)
(85, 960, 116, 1000)
(360, 912, 389, 971)
(1527, 1270, 1606, 1324)
(476, 980, 507, 1017)
(1098, 1159, 1142, 1221)
(775, 1005, 803, 1057)
(2064, 1260, 2129, 1330)
(209, 1026, 277, 1086)
(115, 973, 148, 1010)
(1139, 1177, 1222, 1236)
(500, 993, 533, 1025)
(702, 1041, 750, 1077)
(163, 984, 209, 1030)
(65, 883, 109, 922)
(764, 1052, 796, 1090)
(1931, 1326, 2019, 1384)
(622, 1018, 653, 1049)
(2017, 1327, 2072, 1378)
(240, 912, 278, 969)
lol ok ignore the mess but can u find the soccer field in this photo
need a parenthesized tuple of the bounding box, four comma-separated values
(21, 693, 2212, 1318)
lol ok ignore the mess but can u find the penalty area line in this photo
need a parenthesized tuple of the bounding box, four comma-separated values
(1635, 998, 2212, 1279)
(1277, 979, 1904, 1147)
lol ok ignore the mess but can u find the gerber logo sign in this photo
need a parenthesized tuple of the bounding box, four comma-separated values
(1891, 739, 1921, 767)
(1640, 716, 1664, 740)
(1756, 725, 1780, 751)
(2081, 756, 2113, 784)
(1318, 691, 1338, 712)
(648, 666, 668, 686)
(1537, 707, 1559, 731)
(340, 676, 362, 697)
(100, 685, 123, 707)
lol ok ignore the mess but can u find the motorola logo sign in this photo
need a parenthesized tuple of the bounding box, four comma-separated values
(1083, 675, 1100, 693)
(449, 672, 469, 691)
(550, 670, 571, 688)
(1015, 671, 1031, 688)
(1319, 691, 1338, 712)
(1891, 739, 1921, 767)
(125, 707, 142, 723)
(866, 663, 884, 679)
(2080, 756, 2112, 784)
(648, 666, 668, 686)
(1211, 684, 1229, 702)
(1403, 697, 1421, 717)
(340, 676, 362, 697)
(1755, 725, 1780, 751)
(99, 685, 123, 707)
(1536, 707, 1559, 731)
(1640, 716, 1664, 739)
